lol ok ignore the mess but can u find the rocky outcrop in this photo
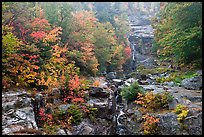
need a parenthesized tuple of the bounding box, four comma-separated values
(157, 113, 188, 135)
(89, 86, 110, 98)
(183, 112, 202, 135)
(72, 119, 95, 135)
(181, 76, 202, 90)
(2, 90, 39, 135)
(106, 72, 117, 80)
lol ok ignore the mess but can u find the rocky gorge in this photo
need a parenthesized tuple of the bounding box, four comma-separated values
(2, 68, 202, 135)
(2, 9, 202, 136)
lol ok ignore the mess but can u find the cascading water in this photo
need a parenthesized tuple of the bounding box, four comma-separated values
(131, 43, 137, 71)
(114, 90, 129, 135)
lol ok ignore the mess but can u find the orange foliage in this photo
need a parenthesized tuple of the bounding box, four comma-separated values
(68, 75, 80, 91)
(92, 80, 100, 87)
(43, 27, 62, 43)
(142, 114, 160, 135)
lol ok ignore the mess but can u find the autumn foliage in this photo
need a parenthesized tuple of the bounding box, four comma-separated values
(142, 115, 160, 135)
(2, 2, 131, 91)
(124, 46, 131, 59)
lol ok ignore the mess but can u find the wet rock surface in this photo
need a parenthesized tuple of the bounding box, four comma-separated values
(2, 90, 39, 135)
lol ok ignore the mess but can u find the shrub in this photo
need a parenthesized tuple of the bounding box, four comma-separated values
(121, 81, 144, 102)
(67, 104, 83, 125)
(142, 114, 160, 135)
(135, 91, 173, 112)
(81, 104, 98, 122)
(174, 104, 189, 122)
(156, 71, 199, 84)
(92, 80, 100, 87)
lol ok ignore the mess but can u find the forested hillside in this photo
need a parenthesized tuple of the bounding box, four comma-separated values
(2, 2, 131, 90)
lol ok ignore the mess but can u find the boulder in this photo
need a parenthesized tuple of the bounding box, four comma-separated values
(163, 81, 175, 87)
(89, 86, 109, 98)
(87, 98, 111, 119)
(195, 70, 202, 76)
(58, 104, 72, 113)
(106, 72, 117, 80)
(112, 79, 124, 87)
(157, 113, 188, 135)
(56, 128, 67, 135)
(139, 85, 164, 94)
(181, 76, 202, 90)
(138, 80, 149, 85)
(73, 119, 95, 135)
(183, 112, 202, 135)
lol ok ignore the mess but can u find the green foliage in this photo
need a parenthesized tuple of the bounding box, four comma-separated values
(2, 27, 22, 55)
(121, 81, 144, 102)
(156, 71, 199, 84)
(85, 105, 98, 122)
(152, 2, 202, 68)
(137, 66, 171, 75)
(174, 104, 189, 122)
(67, 104, 83, 125)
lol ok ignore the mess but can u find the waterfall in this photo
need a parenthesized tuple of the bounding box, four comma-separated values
(131, 43, 136, 71)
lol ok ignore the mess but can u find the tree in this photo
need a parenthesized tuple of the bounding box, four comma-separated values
(152, 2, 202, 69)
(68, 11, 99, 76)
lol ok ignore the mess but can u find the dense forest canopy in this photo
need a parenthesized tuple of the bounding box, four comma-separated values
(2, 2, 132, 89)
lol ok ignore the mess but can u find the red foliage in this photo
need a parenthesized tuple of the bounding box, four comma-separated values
(30, 31, 47, 42)
(72, 97, 85, 103)
(39, 108, 54, 126)
(124, 46, 131, 59)
(31, 18, 50, 31)
(68, 75, 80, 91)
(63, 95, 74, 103)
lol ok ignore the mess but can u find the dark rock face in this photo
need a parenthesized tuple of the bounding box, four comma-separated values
(72, 118, 112, 135)
(181, 76, 202, 90)
(89, 86, 109, 98)
(2, 91, 38, 135)
(87, 98, 111, 119)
